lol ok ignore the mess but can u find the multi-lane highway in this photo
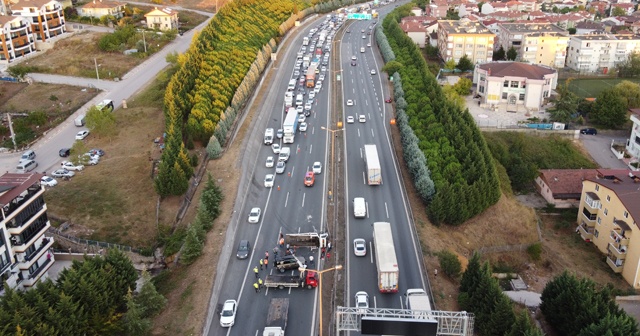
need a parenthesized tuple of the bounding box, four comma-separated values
(206, 2, 426, 335)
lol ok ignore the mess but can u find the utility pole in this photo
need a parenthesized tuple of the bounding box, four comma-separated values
(94, 58, 99, 80)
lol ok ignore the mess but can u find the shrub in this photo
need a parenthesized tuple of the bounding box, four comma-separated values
(527, 243, 542, 261)
(438, 250, 462, 279)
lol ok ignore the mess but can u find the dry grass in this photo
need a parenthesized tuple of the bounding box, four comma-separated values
(133, 0, 223, 12)
(1, 82, 98, 114)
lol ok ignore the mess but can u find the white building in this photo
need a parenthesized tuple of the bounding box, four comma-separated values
(566, 34, 640, 74)
(0, 173, 55, 293)
(473, 61, 558, 111)
(627, 109, 640, 169)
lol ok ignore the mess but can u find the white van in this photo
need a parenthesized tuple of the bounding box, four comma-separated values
(74, 114, 86, 127)
(278, 147, 290, 162)
(21, 150, 36, 161)
(16, 160, 38, 173)
(287, 79, 296, 91)
(264, 128, 274, 145)
(295, 94, 303, 106)
(353, 197, 366, 218)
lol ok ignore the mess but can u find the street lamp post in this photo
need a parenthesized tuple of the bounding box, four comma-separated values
(313, 265, 343, 336)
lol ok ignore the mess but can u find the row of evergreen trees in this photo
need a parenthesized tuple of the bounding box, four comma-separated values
(379, 6, 501, 225)
(0, 250, 166, 335)
(459, 253, 639, 335)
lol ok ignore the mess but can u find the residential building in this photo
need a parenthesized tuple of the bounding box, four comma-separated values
(11, 0, 66, 44)
(144, 7, 179, 31)
(77, 0, 125, 19)
(587, 1, 609, 15)
(576, 170, 640, 288)
(487, 11, 529, 21)
(437, 19, 495, 64)
(401, 18, 426, 48)
(612, 3, 635, 16)
(427, 0, 468, 18)
(410, 6, 422, 17)
(0, 15, 36, 64)
(498, 23, 569, 68)
(575, 21, 605, 35)
(0, 173, 55, 293)
(473, 61, 557, 111)
(565, 34, 640, 74)
(535, 169, 598, 208)
(627, 109, 640, 167)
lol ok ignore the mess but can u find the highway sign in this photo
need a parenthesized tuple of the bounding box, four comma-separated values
(347, 13, 372, 20)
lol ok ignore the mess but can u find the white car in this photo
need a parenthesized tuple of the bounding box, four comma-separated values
(248, 207, 261, 223)
(298, 114, 306, 123)
(312, 162, 322, 174)
(362, 35, 366, 39)
(321, 66, 327, 72)
(276, 129, 283, 139)
(61, 161, 84, 171)
(351, 56, 357, 61)
(40, 176, 58, 187)
(309, 91, 316, 99)
(296, 106, 304, 114)
(347, 116, 355, 124)
(360, 47, 365, 53)
(219, 299, 237, 327)
(346, 100, 354, 106)
(305, 103, 312, 111)
(355, 291, 369, 313)
(82, 153, 100, 165)
(359, 115, 366, 123)
(264, 174, 274, 188)
(367, 43, 371, 47)
(314, 85, 321, 94)
(272, 144, 281, 154)
(319, 74, 325, 81)
(276, 161, 286, 174)
(266, 156, 275, 168)
(299, 122, 308, 132)
(354, 238, 367, 256)
(75, 130, 90, 140)
(51, 169, 75, 179)
(370, 69, 376, 75)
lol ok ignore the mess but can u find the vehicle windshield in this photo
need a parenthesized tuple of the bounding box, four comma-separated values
(221, 309, 233, 317)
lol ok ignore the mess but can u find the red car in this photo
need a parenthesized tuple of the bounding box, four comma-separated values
(304, 171, 315, 187)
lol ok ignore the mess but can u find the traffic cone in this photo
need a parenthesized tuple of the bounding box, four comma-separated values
(277, 185, 280, 191)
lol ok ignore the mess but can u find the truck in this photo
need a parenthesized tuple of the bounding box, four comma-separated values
(264, 270, 318, 290)
(372, 10, 379, 18)
(303, 55, 311, 68)
(263, 298, 289, 336)
(372, 222, 399, 293)
(302, 36, 309, 46)
(74, 114, 86, 127)
(282, 110, 298, 144)
(405, 288, 435, 320)
(306, 65, 317, 88)
(364, 144, 382, 185)
(284, 232, 328, 248)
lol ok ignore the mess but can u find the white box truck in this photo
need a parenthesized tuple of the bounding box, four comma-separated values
(282, 111, 298, 144)
(263, 298, 289, 336)
(364, 144, 382, 185)
(373, 222, 399, 293)
(405, 288, 435, 320)
(353, 197, 366, 218)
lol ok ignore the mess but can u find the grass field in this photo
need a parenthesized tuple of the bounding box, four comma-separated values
(559, 77, 640, 98)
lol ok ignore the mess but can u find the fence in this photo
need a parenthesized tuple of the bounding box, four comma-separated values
(48, 226, 140, 254)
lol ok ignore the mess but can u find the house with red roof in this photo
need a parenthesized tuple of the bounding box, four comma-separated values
(535, 169, 599, 208)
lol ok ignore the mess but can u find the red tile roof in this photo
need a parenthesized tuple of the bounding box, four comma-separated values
(539, 169, 598, 197)
(478, 62, 557, 79)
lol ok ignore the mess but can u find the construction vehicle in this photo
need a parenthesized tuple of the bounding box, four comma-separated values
(284, 232, 328, 248)
(264, 270, 318, 290)
(263, 298, 289, 336)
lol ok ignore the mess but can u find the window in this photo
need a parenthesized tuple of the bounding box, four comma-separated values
(540, 46, 544, 50)
(543, 91, 549, 98)
(624, 211, 629, 218)
(504, 81, 509, 87)
(454, 50, 462, 56)
(597, 217, 601, 224)
(502, 92, 508, 99)
(511, 81, 519, 88)
(522, 82, 526, 88)
(595, 185, 600, 191)
(606, 195, 610, 202)
(455, 43, 463, 48)
(479, 85, 485, 93)
(519, 93, 525, 101)
(586, 43, 590, 47)
(466, 44, 473, 49)
(480, 76, 486, 81)
(594, 230, 599, 238)
(604, 208, 608, 216)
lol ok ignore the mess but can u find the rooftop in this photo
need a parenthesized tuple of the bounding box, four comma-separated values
(81, 0, 124, 9)
(0, 173, 42, 206)
(498, 22, 567, 34)
(478, 61, 556, 79)
(586, 170, 640, 229)
(539, 169, 598, 196)
(439, 19, 493, 34)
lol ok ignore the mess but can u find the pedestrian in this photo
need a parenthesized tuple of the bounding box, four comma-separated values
(309, 255, 314, 266)
(264, 258, 269, 268)
(321, 247, 326, 254)
(259, 258, 264, 270)
(434, 269, 438, 277)
(254, 282, 260, 293)
(327, 252, 331, 260)
(273, 247, 279, 255)
(254, 266, 259, 278)
(279, 238, 285, 247)
(258, 278, 264, 289)
(328, 242, 332, 252)
(265, 251, 269, 259)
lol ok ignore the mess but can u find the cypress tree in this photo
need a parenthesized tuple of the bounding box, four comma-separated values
(577, 312, 640, 336)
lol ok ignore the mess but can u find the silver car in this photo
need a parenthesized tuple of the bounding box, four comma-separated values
(276, 161, 286, 174)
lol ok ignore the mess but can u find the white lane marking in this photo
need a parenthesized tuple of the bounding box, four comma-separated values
(302, 193, 306, 207)
(385, 202, 389, 218)
(285, 192, 289, 207)
(310, 144, 313, 154)
(371, 129, 374, 138)
(363, 171, 366, 185)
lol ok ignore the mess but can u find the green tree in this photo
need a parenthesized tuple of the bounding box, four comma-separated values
(490, 294, 517, 336)
(493, 46, 506, 61)
(478, 1, 485, 11)
(425, 44, 439, 58)
(200, 174, 224, 221)
(507, 46, 518, 61)
(507, 310, 544, 336)
(438, 250, 462, 279)
(442, 85, 465, 109)
(568, 27, 577, 34)
(85, 105, 117, 139)
(444, 59, 456, 71)
(456, 55, 474, 72)
(612, 6, 627, 16)
(136, 271, 167, 318)
(577, 312, 640, 336)
(445, 8, 460, 20)
(181, 222, 204, 264)
(453, 77, 473, 96)
(614, 80, 640, 108)
(121, 290, 151, 335)
(590, 88, 628, 128)
(70, 140, 89, 165)
(617, 52, 640, 77)
(382, 60, 403, 75)
(548, 80, 579, 122)
(460, 253, 483, 294)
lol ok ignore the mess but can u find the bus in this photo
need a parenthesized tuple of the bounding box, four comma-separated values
(306, 64, 317, 88)
(372, 222, 399, 293)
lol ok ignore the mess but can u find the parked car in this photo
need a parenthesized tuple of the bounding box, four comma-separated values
(580, 128, 597, 135)
(75, 130, 90, 140)
(248, 207, 261, 223)
(51, 169, 75, 178)
(236, 240, 250, 259)
(219, 300, 237, 327)
(61, 161, 84, 171)
(89, 148, 105, 156)
(59, 148, 71, 157)
(40, 176, 58, 187)
(81, 154, 100, 166)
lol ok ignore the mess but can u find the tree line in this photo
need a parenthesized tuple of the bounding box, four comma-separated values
(378, 5, 501, 225)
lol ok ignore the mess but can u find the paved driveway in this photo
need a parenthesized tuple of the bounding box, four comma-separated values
(579, 131, 629, 169)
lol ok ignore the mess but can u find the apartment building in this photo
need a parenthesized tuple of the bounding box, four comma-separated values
(565, 34, 640, 74)
(11, 0, 66, 44)
(77, 0, 125, 19)
(0, 15, 36, 64)
(0, 173, 55, 293)
(144, 7, 179, 31)
(437, 19, 494, 64)
(576, 170, 640, 288)
(627, 109, 640, 165)
(498, 23, 569, 68)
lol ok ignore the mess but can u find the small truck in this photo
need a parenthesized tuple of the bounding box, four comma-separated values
(264, 271, 318, 290)
(263, 298, 289, 336)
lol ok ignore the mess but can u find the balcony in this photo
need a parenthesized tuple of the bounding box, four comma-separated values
(9, 23, 27, 32)
(584, 192, 600, 209)
(582, 207, 597, 222)
(6, 198, 46, 234)
(578, 222, 594, 241)
(608, 242, 627, 259)
(607, 255, 624, 273)
(21, 257, 52, 287)
(16, 237, 52, 269)
(2, 186, 44, 218)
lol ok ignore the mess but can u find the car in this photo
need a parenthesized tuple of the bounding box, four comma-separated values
(355, 291, 369, 313)
(75, 130, 90, 140)
(309, 91, 316, 99)
(236, 240, 250, 259)
(362, 35, 366, 39)
(219, 299, 237, 327)
(266, 156, 275, 167)
(351, 60, 356, 66)
(316, 82, 323, 91)
(346, 30, 350, 33)
(321, 66, 327, 72)
(315, 67, 320, 74)
(61, 161, 84, 171)
(354, 238, 367, 256)
(314, 86, 321, 94)
(51, 169, 75, 179)
(299, 122, 308, 132)
(248, 207, 261, 223)
(347, 116, 355, 124)
(298, 76, 305, 84)
(371, 69, 376, 75)
(264, 174, 275, 188)
(304, 171, 315, 186)
(294, 70, 300, 77)
(305, 103, 312, 111)
(298, 114, 306, 123)
(89, 148, 105, 156)
(361, 29, 365, 33)
(367, 31, 371, 35)
(360, 47, 365, 53)
(81, 153, 100, 165)
(359, 115, 366, 123)
(351, 56, 357, 61)
(580, 128, 597, 135)
(319, 74, 325, 81)
(296, 106, 304, 114)
(40, 176, 58, 187)
(59, 148, 71, 157)
(276, 129, 283, 139)
(367, 43, 371, 47)
(313, 162, 322, 174)
(272, 144, 281, 154)
(276, 161, 286, 174)
(346, 100, 354, 106)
